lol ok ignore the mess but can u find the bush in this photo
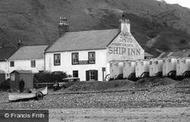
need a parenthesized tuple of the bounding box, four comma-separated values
(51, 71, 67, 82)
(33, 71, 68, 83)
(0, 79, 10, 91)
(34, 71, 52, 83)
(33, 71, 68, 89)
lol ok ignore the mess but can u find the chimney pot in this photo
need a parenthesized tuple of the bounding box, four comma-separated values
(120, 12, 130, 33)
(58, 16, 69, 37)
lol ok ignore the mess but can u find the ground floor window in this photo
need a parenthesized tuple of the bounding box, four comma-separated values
(10, 61, 14, 67)
(86, 70, 98, 81)
(31, 60, 36, 67)
(73, 70, 78, 77)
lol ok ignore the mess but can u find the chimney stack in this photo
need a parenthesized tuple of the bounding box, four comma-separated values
(58, 17, 69, 37)
(120, 12, 130, 33)
(17, 39, 23, 48)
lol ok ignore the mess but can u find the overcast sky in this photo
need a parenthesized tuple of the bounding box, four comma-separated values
(163, 0, 190, 8)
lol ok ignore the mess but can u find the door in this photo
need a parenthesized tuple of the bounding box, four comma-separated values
(73, 70, 78, 77)
(86, 70, 98, 81)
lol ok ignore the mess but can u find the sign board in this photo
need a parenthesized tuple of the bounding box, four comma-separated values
(107, 32, 144, 61)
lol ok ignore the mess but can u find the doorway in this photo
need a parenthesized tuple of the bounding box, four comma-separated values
(86, 70, 98, 81)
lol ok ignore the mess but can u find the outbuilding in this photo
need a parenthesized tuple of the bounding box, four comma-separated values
(135, 60, 150, 78)
(110, 61, 124, 79)
(149, 59, 163, 77)
(10, 70, 33, 91)
(176, 58, 190, 77)
(162, 58, 177, 76)
(123, 61, 136, 79)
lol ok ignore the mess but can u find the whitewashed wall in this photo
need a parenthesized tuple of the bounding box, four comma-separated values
(8, 59, 44, 74)
(45, 49, 109, 81)
(0, 61, 8, 73)
(0, 61, 9, 79)
(107, 32, 144, 61)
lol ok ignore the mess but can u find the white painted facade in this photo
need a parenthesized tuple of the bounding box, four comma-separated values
(176, 58, 190, 76)
(45, 17, 144, 81)
(149, 59, 163, 77)
(162, 58, 177, 76)
(0, 61, 9, 79)
(135, 60, 150, 78)
(45, 49, 109, 81)
(123, 61, 136, 79)
(8, 59, 44, 74)
(0, 61, 8, 73)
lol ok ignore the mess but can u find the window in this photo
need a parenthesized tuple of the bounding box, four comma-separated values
(54, 54, 61, 66)
(72, 53, 79, 65)
(73, 70, 78, 77)
(88, 52, 95, 64)
(155, 61, 158, 64)
(31, 60, 36, 67)
(10, 61, 14, 67)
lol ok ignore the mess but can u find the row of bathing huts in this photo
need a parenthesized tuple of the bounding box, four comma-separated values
(110, 57, 190, 80)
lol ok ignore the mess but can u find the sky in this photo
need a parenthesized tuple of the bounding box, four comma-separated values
(163, 0, 190, 8)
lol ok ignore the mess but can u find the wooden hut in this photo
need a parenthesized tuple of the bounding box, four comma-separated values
(10, 70, 33, 91)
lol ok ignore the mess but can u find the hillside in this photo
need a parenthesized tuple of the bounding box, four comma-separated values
(0, 0, 190, 55)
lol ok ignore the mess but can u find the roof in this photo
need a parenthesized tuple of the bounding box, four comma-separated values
(46, 29, 119, 52)
(0, 47, 17, 61)
(158, 49, 190, 58)
(9, 45, 48, 60)
(145, 52, 153, 57)
(11, 70, 33, 74)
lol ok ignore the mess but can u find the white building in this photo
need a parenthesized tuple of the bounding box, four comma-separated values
(176, 58, 190, 76)
(149, 59, 163, 77)
(0, 47, 16, 79)
(45, 15, 144, 81)
(8, 45, 48, 74)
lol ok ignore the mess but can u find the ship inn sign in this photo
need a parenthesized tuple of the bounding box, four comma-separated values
(107, 32, 144, 61)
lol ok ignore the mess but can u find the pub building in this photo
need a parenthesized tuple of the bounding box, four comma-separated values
(44, 14, 145, 81)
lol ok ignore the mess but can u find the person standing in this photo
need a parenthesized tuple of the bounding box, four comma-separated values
(19, 79, 25, 92)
